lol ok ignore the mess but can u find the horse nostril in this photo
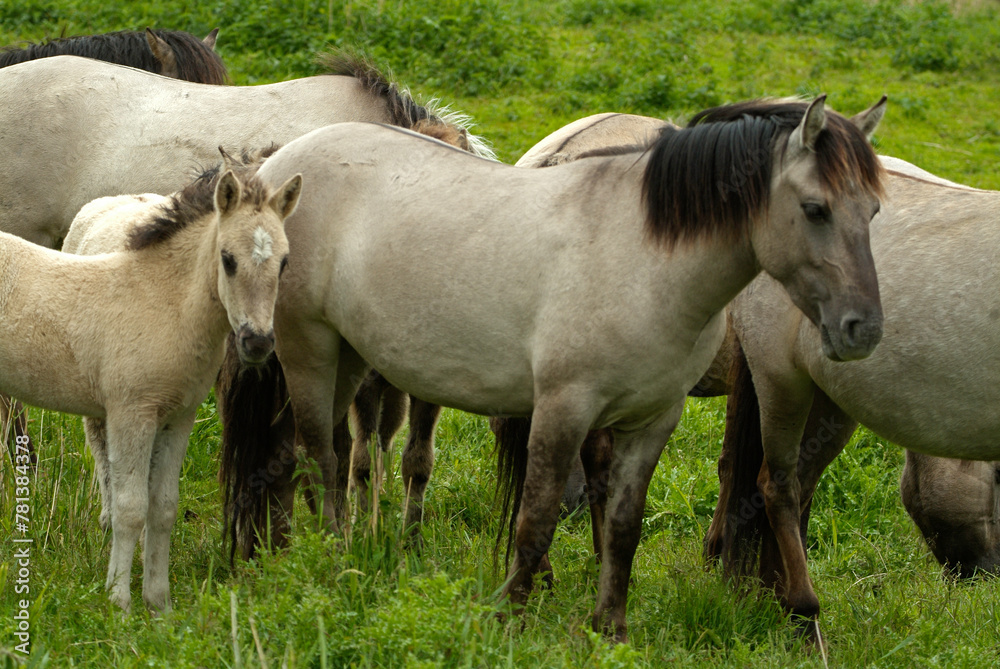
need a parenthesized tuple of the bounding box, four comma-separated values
(841, 313, 864, 346)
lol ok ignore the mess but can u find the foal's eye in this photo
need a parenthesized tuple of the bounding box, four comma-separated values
(801, 203, 829, 223)
(279, 257, 289, 276)
(221, 251, 237, 276)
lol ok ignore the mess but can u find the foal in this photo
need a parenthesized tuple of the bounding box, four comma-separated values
(11, 158, 301, 612)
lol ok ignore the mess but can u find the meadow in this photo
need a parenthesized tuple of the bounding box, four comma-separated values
(1, 0, 999, 666)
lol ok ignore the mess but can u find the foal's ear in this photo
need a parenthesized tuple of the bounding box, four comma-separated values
(788, 94, 828, 154)
(269, 174, 303, 221)
(203, 28, 220, 50)
(145, 28, 178, 79)
(851, 95, 887, 141)
(215, 170, 242, 217)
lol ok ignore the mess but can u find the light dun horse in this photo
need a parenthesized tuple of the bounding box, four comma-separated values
(0, 51, 490, 249)
(705, 158, 1000, 629)
(218, 95, 886, 640)
(0, 28, 228, 453)
(513, 112, 1000, 587)
(16, 155, 301, 613)
(1, 28, 227, 83)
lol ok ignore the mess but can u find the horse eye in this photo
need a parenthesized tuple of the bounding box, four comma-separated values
(801, 202, 829, 223)
(221, 251, 237, 276)
(279, 257, 289, 276)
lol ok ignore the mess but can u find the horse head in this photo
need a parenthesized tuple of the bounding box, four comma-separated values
(213, 169, 301, 366)
(750, 96, 887, 361)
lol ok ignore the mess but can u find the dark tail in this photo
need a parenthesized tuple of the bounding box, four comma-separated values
(709, 336, 769, 581)
(490, 416, 532, 571)
(217, 332, 296, 562)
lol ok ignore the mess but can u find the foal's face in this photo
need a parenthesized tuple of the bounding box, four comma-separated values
(752, 98, 884, 362)
(213, 171, 302, 365)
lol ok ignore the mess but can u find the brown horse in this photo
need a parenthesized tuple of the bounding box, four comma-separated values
(0, 28, 227, 83)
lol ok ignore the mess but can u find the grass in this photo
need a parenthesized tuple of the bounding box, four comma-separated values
(1, 0, 1000, 666)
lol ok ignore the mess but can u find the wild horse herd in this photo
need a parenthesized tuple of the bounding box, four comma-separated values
(1, 27, 997, 649)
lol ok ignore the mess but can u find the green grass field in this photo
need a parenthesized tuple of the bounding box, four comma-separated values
(1, 1, 1000, 666)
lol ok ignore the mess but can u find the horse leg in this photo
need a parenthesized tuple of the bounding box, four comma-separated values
(502, 397, 592, 611)
(754, 373, 821, 628)
(142, 412, 196, 614)
(794, 392, 856, 553)
(593, 404, 683, 642)
(375, 383, 408, 489)
(104, 412, 158, 612)
(84, 418, 112, 531)
(349, 372, 383, 512)
(284, 335, 368, 532)
(1, 395, 34, 466)
(400, 398, 441, 540)
(579, 428, 614, 562)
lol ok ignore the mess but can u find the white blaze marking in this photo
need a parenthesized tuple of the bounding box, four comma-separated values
(251, 226, 273, 264)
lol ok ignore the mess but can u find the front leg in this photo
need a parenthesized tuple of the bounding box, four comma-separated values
(143, 413, 197, 614)
(105, 412, 159, 612)
(400, 398, 441, 537)
(754, 373, 820, 624)
(502, 395, 593, 611)
(593, 404, 683, 643)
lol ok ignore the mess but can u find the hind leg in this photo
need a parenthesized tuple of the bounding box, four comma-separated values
(375, 383, 408, 486)
(593, 404, 683, 642)
(400, 398, 441, 538)
(0, 395, 34, 465)
(142, 412, 196, 614)
(350, 372, 384, 511)
(105, 412, 158, 612)
(84, 418, 112, 531)
(579, 429, 614, 562)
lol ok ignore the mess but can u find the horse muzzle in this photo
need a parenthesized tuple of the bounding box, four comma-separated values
(237, 326, 276, 366)
(819, 309, 883, 361)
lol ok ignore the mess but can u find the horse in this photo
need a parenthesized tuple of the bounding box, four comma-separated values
(0, 27, 228, 453)
(0, 50, 491, 249)
(701, 155, 1000, 636)
(216, 122, 477, 562)
(216, 95, 887, 641)
(3, 152, 302, 613)
(1, 28, 226, 83)
(0, 49, 490, 460)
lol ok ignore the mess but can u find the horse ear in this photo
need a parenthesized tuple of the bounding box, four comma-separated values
(269, 174, 303, 221)
(203, 28, 220, 50)
(145, 28, 178, 78)
(851, 95, 887, 141)
(788, 94, 828, 154)
(215, 170, 242, 217)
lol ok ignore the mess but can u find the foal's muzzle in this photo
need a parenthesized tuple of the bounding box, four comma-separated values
(237, 326, 275, 365)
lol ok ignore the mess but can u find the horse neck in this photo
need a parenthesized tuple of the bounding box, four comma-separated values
(667, 234, 760, 324)
(145, 218, 231, 344)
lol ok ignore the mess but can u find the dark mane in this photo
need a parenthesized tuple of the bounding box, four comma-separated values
(316, 50, 441, 129)
(127, 145, 280, 251)
(642, 99, 884, 246)
(0, 29, 229, 84)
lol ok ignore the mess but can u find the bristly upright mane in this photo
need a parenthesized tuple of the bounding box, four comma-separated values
(642, 99, 884, 247)
(0, 29, 229, 84)
(127, 145, 280, 250)
(316, 49, 496, 160)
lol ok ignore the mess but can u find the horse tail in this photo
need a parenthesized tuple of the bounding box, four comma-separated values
(490, 416, 532, 571)
(316, 48, 497, 161)
(710, 335, 768, 581)
(217, 332, 295, 562)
